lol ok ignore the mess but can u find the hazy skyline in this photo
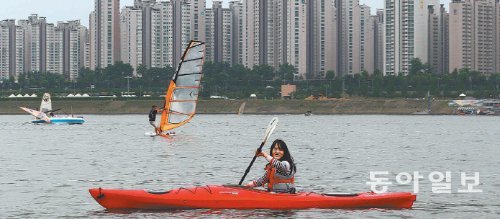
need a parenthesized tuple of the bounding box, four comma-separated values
(1, 0, 450, 27)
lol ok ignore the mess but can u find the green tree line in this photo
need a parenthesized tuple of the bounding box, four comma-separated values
(1, 59, 499, 99)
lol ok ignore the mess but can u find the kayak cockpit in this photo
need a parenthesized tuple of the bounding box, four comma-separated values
(147, 190, 171, 195)
(323, 193, 359, 197)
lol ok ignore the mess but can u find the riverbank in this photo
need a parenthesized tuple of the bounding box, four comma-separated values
(0, 98, 454, 115)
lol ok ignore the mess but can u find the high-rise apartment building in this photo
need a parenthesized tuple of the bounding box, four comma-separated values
(357, 4, 375, 74)
(449, 0, 498, 74)
(428, 4, 449, 74)
(0, 20, 17, 79)
(190, 0, 206, 42)
(90, 0, 121, 70)
(242, 0, 288, 72)
(205, 1, 232, 64)
(335, 0, 349, 76)
(229, 1, 243, 66)
(60, 20, 87, 80)
(497, 0, 500, 73)
(287, 0, 307, 77)
(384, 0, 439, 76)
(374, 10, 384, 73)
(242, 0, 258, 69)
(205, 7, 215, 62)
(1, 17, 86, 80)
(46, 23, 63, 75)
(172, 0, 192, 68)
(336, 0, 363, 76)
(19, 14, 47, 73)
(134, 0, 155, 69)
(0, 22, 9, 79)
(307, 0, 337, 78)
(1, 20, 26, 80)
(216, 2, 232, 63)
(121, 6, 142, 75)
(120, 0, 196, 70)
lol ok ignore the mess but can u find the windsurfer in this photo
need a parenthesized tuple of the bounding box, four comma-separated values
(149, 105, 163, 135)
(245, 139, 297, 193)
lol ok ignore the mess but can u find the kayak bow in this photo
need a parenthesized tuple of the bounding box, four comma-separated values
(89, 185, 416, 210)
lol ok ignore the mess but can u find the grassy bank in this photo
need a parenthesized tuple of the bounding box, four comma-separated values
(0, 98, 453, 115)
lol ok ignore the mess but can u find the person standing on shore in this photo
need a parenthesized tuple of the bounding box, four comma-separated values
(149, 105, 163, 135)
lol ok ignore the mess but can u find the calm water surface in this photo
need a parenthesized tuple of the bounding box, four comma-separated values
(1, 114, 499, 218)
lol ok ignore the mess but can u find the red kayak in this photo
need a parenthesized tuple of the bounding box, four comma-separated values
(89, 185, 416, 210)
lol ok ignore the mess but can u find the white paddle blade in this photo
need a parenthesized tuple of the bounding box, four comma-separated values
(262, 117, 278, 143)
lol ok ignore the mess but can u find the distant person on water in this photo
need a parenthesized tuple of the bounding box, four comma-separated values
(149, 105, 163, 134)
(245, 139, 296, 193)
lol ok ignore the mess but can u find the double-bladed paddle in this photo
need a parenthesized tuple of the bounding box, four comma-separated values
(238, 117, 278, 185)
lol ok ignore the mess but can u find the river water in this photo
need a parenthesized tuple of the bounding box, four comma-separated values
(1, 114, 499, 218)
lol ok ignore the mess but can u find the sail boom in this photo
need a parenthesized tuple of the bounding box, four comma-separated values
(183, 57, 204, 62)
(168, 110, 192, 116)
(170, 100, 197, 103)
(178, 72, 202, 76)
(175, 85, 200, 89)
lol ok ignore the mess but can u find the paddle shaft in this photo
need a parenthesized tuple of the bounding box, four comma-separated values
(238, 141, 265, 185)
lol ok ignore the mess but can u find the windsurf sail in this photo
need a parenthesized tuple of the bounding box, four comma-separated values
(238, 102, 246, 115)
(20, 107, 51, 123)
(159, 40, 206, 132)
(40, 93, 52, 113)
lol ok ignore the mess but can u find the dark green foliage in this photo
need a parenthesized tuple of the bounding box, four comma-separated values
(1, 61, 499, 99)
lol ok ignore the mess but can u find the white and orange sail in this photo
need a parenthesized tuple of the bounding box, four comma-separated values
(159, 40, 206, 134)
(19, 107, 51, 123)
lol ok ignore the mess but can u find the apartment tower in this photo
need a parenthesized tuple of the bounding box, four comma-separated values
(384, 0, 439, 76)
(242, 0, 288, 71)
(206, 1, 232, 63)
(229, 1, 243, 66)
(307, 0, 337, 78)
(357, 4, 375, 74)
(449, 0, 498, 74)
(90, 0, 121, 70)
(120, 6, 142, 74)
(428, 4, 449, 74)
(374, 10, 385, 73)
(0, 20, 18, 79)
(287, 0, 307, 78)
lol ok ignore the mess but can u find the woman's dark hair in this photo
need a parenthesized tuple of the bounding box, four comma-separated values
(269, 139, 296, 174)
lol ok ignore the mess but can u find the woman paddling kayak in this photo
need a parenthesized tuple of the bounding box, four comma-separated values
(245, 139, 297, 193)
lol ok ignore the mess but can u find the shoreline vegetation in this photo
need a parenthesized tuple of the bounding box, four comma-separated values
(0, 98, 454, 115)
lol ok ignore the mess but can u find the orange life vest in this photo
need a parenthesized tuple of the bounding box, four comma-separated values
(266, 164, 295, 191)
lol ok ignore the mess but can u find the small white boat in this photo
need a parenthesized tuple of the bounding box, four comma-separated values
(20, 93, 85, 124)
(31, 117, 85, 124)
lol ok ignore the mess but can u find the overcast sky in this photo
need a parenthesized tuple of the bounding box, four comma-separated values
(1, 0, 451, 27)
